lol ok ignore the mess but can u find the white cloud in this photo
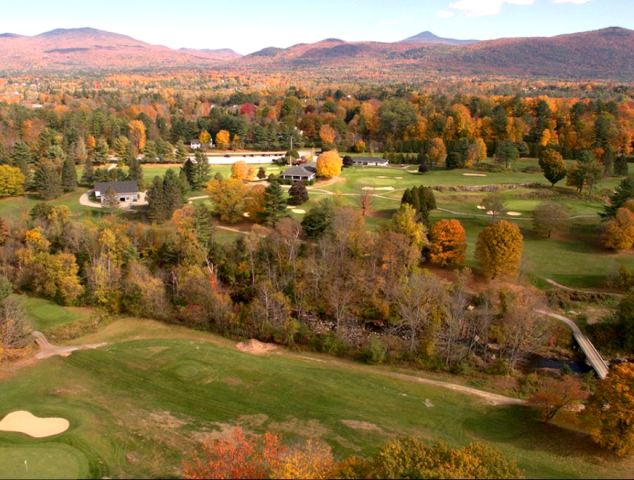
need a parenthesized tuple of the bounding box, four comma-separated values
(437, 9, 455, 17)
(553, 0, 591, 4)
(441, 0, 534, 17)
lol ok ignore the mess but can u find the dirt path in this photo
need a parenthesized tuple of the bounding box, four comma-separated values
(32, 331, 107, 360)
(544, 278, 623, 299)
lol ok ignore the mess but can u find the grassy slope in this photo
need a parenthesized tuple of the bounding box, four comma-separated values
(1, 315, 632, 479)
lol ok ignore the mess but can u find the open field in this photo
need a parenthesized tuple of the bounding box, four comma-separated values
(1, 308, 632, 479)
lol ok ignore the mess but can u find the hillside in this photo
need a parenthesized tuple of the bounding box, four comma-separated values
(0, 27, 239, 71)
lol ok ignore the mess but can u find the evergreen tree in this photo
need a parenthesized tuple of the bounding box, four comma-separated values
(182, 158, 196, 187)
(32, 162, 62, 200)
(127, 157, 144, 190)
(61, 155, 77, 192)
(195, 157, 211, 189)
(81, 157, 95, 186)
(94, 138, 109, 164)
(288, 181, 309, 206)
(146, 176, 167, 223)
(602, 176, 634, 219)
(257, 166, 267, 180)
(10, 141, 32, 179)
(163, 169, 185, 216)
(615, 156, 629, 177)
(262, 180, 287, 226)
(175, 139, 188, 163)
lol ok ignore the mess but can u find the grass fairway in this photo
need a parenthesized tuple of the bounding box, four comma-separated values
(0, 317, 631, 479)
(17, 296, 93, 334)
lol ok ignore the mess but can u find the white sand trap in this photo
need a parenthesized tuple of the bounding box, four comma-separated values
(463, 173, 487, 177)
(507, 211, 523, 217)
(395, 176, 403, 179)
(376, 176, 389, 179)
(361, 186, 395, 191)
(236, 339, 277, 355)
(286, 206, 295, 209)
(476, 205, 486, 210)
(486, 211, 495, 216)
(0, 411, 69, 438)
(292, 209, 306, 214)
(243, 212, 251, 217)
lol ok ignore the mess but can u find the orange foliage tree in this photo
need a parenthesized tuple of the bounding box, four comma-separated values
(128, 120, 146, 153)
(182, 427, 335, 479)
(216, 130, 231, 150)
(528, 376, 588, 423)
(601, 207, 634, 251)
(428, 219, 467, 267)
(316, 150, 342, 178)
(319, 124, 337, 147)
(231, 161, 255, 181)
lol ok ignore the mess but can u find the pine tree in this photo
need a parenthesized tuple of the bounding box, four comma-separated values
(81, 157, 94, 186)
(602, 176, 634, 219)
(262, 180, 287, 226)
(175, 139, 188, 163)
(11, 141, 32, 179)
(163, 169, 185, 216)
(257, 166, 267, 179)
(182, 158, 196, 187)
(61, 155, 78, 192)
(195, 158, 211, 189)
(94, 138, 109, 164)
(146, 176, 167, 223)
(127, 157, 144, 190)
(33, 162, 62, 200)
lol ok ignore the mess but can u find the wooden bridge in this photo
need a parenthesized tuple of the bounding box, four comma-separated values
(537, 310, 609, 379)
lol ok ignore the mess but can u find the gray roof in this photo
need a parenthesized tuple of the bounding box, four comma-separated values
(353, 157, 388, 163)
(281, 166, 316, 178)
(95, 181, 139, 194)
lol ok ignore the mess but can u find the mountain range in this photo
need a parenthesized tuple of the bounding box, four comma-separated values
(0, 26, 632, 79)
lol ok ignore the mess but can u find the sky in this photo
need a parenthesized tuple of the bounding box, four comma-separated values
(0, 0, 632, 54)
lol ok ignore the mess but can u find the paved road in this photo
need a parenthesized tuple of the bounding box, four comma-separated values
(537, 310, 609, 379)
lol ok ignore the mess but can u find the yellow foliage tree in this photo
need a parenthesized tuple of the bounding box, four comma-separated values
(601, 207, 634, 251)
(128, 120, 146, 153)
(0, 165, 25, 197)
(319, 124, 337, 146)
(199, 130, 211, 146)
(475, 220, 523, 279)
(215, 130, 231, 150)
(206, 177, 248, 223)
(231, 161, 255, 181)
(316, 150, 342, 178)
(388, 204, 427, 249)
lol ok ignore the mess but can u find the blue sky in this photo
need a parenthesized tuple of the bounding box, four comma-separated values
(0, 0, 631, 54)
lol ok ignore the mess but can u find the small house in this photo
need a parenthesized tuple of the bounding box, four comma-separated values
(190, 139, 202, 150)
(280, 165, 316, 183)
(94, 181, 140, 204)
(352, 157, 389, 167)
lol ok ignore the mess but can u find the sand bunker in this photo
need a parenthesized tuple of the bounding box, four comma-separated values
(376, 176, 389, 179)
(507, 211, 523, 217)
(341, 419, 382, 432)
(394, 176, 403, 179)
(463, 173, 487, 177)
(292, 209, 306, 214)
(476, 205, 486, 210)
(0, 411, 69, 438)
(361, 186, 395, 191)
(236, 339, 277, 355)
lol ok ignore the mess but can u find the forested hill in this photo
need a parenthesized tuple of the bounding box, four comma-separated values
(0, 26, 633, 80)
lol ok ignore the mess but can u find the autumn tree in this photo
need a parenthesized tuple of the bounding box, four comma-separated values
(586, 363, 634, 457)
(539, 148, 567, 186)
(482, 193, 506, 218)
(388, 204, 427, 249)
(428, 219, 467, 267)
(601, 207, 634, 251)
(567, 151, 602, 194)
(316, 150, 342, 178)
(128, 120, 146, 153)
(206, 177, 248, 223)
(0, 275, 30, 356)
(476, 220, 523, 279)
(0, 165, 25, 197)
(231, 160, 255, 181)
(199, 129, 211, 148)
(427, 137, 447, 168)
(529, 375, 588, 423)
(215, 129, 231, 150)
(319, 124, 337, 148)
(533, 202, 570, 239)
(354, 438, 523, 479)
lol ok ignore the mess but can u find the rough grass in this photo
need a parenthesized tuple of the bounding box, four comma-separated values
(17, 296, 93, 334)
(0, 317, 631, 479)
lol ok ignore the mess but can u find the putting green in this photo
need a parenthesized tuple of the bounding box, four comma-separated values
(0, 444, 89, 479)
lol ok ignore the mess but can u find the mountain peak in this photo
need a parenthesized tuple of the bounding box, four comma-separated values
(400, 31, 478, 46)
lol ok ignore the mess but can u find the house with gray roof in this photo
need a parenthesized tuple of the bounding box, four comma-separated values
(94, 181, 140, 205)
(280, 165, 316, 183)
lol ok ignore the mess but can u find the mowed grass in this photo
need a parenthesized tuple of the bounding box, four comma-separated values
(1, 316, 632, 479)
(16, 295, 93, 334)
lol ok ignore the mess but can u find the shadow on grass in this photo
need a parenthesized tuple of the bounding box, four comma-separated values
(462, 405, 600, 459)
